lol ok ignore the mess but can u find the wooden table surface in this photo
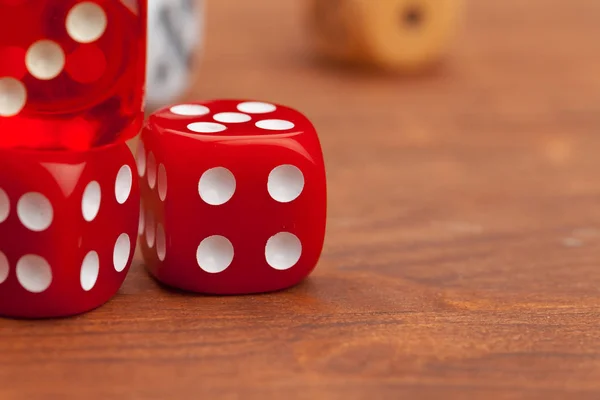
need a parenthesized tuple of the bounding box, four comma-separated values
(2, 0, 600, 398)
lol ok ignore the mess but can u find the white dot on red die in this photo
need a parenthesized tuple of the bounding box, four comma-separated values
(145, 211, 156, 248)
(157, 164, 167, 201)
(25, 40, 66, 80)
(187, 122, 227, 134)
(66, 2, 108, 44)
(113, 233, 131, 272)
(16, 254, 52, 293)
(147, 152, 157, 189)
(115, 165, 133, 204)
(156, 223, 166, 261)
(268, 165, 305, 203)
(136, 141, 147, 177)
(0, 77, 27, 117)
(198, 167, 236, 206)
(196, 235, 234, 274)
(80, 251, 99, 291)
(81, 181, 101, 222)
(256, 119, 295, 131)
(265, 232, 302, 270)
(17, 192, 53, 232)
(237, 101, 276, 114)
(213, 112, 251, 124)
(0, 251, 8, 284)
(0, 187, 9, 223)
(170, 104, 210, 116)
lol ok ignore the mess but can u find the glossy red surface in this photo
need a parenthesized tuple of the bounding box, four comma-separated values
(0, 142, 139, 318)
(138, 99, 327, 294)
(0, 0, 147, 151)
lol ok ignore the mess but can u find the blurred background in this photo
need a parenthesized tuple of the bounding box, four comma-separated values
(146, 0, 600, 150)
(144, 0, 600, 220)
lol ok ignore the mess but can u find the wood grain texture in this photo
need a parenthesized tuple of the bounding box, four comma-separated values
(2, 0, 600, 398)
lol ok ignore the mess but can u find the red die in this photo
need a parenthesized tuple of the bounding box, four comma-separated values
(138, 100, 327, 294)
(0, 0, 147, 151)
(0, 142, 139, 318)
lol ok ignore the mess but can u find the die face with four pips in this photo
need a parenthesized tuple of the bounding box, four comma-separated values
(0, 0, 147, 151)
(138, 100, 327, 294)
(0, 142, 140, 318)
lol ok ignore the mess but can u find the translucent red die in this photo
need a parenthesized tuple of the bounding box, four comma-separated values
(0, 0, 147, 151)
(0, 142, 139, 318)
(137, 99, 327, 294)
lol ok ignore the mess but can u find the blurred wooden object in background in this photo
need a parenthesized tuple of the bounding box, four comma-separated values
(307, 0, 465, 72)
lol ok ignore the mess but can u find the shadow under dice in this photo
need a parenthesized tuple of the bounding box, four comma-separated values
(0, 142, 139, 318)
(0, 0, 147, 150)
(138, 99, 327, 294)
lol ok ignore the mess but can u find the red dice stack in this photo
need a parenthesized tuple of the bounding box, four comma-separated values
(0, 0, 146, 318)
(1, 1, 328, 318)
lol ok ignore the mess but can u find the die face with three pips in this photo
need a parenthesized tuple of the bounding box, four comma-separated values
(138, 100, 327, 294)
(0, 0, 147, 151)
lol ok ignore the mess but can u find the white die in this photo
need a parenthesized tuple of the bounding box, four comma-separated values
(146, 0, 203, 109)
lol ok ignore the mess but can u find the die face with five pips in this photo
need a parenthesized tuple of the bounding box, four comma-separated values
(0, 0, 147, 151)
(0, 143, 139, 318)
(138, 100, 327, 294)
